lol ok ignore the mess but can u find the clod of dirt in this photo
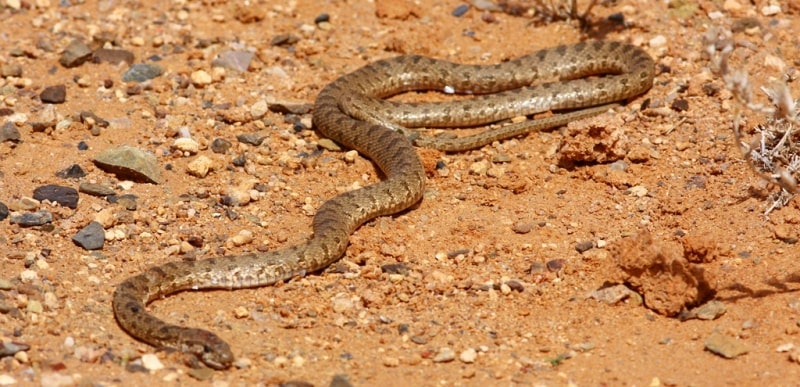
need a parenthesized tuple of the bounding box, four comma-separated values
(608, 232, 717, 316)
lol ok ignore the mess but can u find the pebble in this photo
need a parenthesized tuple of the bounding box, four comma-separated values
(331, 294, 355, 313)
(382, 357, 400, 367)
(33, 184, 79, 209)
(344, 150, 358, 163)
(190, 70, 212, 87)
(229, 229, 254, 246)
(459, 348, 477, 363)
(575, 240, 594, 253)
(451, 4, 469, 17)
(78, 182, 116, 197)
(187, 155, 214, 177)
(10, 210, 52, 227)
(774, 224, 798, 244)
(55, 164, 86, 179)
(91, 48, 135, 65)
(72, 221, 105, 250)
(94, 146, 163, 184)
(0, 202, 7, 221)
(250, 100, 268, 119)
(0, 341, 29, 357)
(122, 63, 163, 82)
(679, 300, 727, 321)
(211, 138, 232, 153)
(433, 347, 456, 363)
(0, 63, 22, 77)
(649, 35, 667, 48)
(40, 84, 66, 104)
(705, 332, 749, 359)
(511, 222, 533, 234)
(237, 132, 266, 146)
(587, 284, 636, 304)
(172, 137, 199, 154)
(211, 50, 254, 72)
(40, 372, 74, 387)
(140, 354, 164, 371)
(0, 122, 20, 143)
(469, 160, 490, 175)
(59, 39, 92, 68)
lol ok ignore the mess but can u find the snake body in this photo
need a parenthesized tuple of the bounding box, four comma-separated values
(112, 41, 654, 369)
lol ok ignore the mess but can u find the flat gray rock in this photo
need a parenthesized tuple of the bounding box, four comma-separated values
(72, 221, 105, 250)
(94, 146, 162, 184)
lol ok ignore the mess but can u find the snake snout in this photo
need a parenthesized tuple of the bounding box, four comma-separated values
(179, 328, 234, 369)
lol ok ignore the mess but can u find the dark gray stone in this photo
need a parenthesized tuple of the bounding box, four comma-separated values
(40, 84, 66, 104)
(33, 184, 79, 209)
(72, 221, 105, 250)
(122, 63, 163, 82)
(10, 211, 53, 227)
(59, 39, 92, 68)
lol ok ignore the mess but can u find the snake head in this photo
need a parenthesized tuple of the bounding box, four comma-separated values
(178, 328, 234, 370)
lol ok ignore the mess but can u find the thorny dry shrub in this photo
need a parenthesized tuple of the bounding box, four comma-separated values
(705, 27, 800, 213)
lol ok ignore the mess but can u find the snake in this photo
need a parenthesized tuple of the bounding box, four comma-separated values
(112, 41, 655, 369)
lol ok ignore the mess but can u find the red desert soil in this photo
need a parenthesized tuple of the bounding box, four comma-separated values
(3, 0, 800, 385)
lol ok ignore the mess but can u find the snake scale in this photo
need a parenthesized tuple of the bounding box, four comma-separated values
(113, 41, 655, 369)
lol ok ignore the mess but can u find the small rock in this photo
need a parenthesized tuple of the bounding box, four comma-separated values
(331, 294, 355, 313)
(236, 132, 266, 146)
(172, 138, 199, 154)
(451, 4, 469, 17)
(72, 221, 105, 250)
(59, 39, 92, 68)
(122, 63, 163, 82)
(250, 100, 268, 119)
(587, 284, 637, 304)
(382, 357, 400, 367)
(575, 240, 594, 253)
(10, 210, 53, 227)
(91, 48, 135, 65)
(774, 224, 798, 244)
(211, 50, 254, 72)
(190, 70, 212, 87)
(40, 84, 66, 104)
(469, 160, 489, 175)
(55, 164, 86, 179)
(33, 184, 79, 209)
(187, 155, 214, 177)
(0, 202, 8, 221)
(344, 150, 358, 163)
(705, 332, 749, 359)
(1, 63, 22, 77)
(511, 222, 533, 234)
(140, 353, 164, 371)
(679, 300, 727, 321)
(0, 341, 30, 357)
(210, 138, 232, 154)
(433, 347, 455, 363)
(94, 146, 162, 184)
(459, 348, 477, 363)
(0, 122, 21, 143)
(78, 182, 116, 197)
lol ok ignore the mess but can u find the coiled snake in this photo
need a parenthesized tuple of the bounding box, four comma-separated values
(112, 41, 655, 369)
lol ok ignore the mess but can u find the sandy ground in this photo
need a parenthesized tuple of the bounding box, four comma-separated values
(3, 0, 800, 385)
